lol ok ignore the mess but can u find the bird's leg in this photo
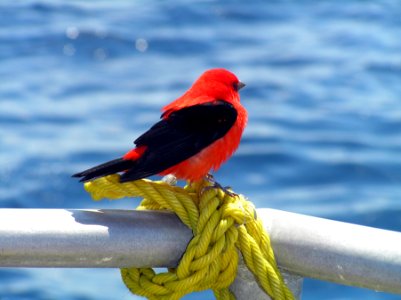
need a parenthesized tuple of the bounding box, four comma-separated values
(204, 173, 216, 184)
(202, 173, 239, 198)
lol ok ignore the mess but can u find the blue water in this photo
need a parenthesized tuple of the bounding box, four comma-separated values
(1, 0, 401, 299)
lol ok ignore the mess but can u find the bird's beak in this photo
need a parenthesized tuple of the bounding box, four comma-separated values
(238, 81, 246, 90)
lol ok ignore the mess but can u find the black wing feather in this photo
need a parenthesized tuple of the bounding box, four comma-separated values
(120, 100, 237, 182)
(72, 158, 135, 182)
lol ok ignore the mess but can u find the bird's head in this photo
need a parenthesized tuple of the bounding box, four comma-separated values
(163, 68, 245, 114)
(192, 68, 246, 102)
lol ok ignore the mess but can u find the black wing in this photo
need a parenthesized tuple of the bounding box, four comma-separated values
(120, 100, 237, 182)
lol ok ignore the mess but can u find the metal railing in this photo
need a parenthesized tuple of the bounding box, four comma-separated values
(0, 208, 400, 299)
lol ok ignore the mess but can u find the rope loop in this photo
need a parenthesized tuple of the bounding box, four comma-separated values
(83, 174, 294, 300)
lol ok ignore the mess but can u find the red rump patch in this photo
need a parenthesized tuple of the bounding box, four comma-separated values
(123, 146, 147, 161)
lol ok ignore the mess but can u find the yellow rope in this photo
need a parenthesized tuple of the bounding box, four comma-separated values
(83, 174, 294, 300)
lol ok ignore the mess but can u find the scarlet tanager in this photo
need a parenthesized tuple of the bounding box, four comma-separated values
(73, 68, 247, 183)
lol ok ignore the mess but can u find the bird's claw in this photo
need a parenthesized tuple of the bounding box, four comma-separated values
(201, 174, 239, 198)
(222, 186, 238, 198)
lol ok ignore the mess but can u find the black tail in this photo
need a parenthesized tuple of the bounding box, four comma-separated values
(72, 158, 135, 182)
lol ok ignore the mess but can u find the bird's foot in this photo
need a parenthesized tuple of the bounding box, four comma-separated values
(201, 174, 257, 223)
(205, 173, 216, 184)
(202, 174, 239, 198)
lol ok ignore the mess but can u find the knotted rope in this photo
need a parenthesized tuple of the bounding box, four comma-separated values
(83, 174, 294, 300)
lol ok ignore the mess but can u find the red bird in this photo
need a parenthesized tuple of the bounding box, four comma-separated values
(73, 68, 247, 183)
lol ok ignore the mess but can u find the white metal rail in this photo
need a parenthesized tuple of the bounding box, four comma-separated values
(0, 208, 400, 299)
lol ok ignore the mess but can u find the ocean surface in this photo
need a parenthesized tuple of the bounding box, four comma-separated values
(1, 0, 401, 299)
